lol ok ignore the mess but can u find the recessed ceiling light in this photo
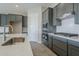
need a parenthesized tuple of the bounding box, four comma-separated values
(16, 5, 19, 7)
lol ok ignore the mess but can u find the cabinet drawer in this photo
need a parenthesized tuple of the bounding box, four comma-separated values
(68, 44, 79, 56)
(53, 39, 67, 50)
(53, 44, 67, 56)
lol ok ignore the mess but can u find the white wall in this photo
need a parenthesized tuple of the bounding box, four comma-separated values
(27, 7, 42, 43)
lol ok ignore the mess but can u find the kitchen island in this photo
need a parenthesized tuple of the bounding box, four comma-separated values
(0, 34, 33, 56)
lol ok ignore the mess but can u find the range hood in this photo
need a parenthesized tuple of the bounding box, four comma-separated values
(57, 12, 75, 20)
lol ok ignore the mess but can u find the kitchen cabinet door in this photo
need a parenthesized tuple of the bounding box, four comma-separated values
(53, 6, 62, 26)
(68, 45, 79, 56)
(22, 16, 27, 33)
(68, 40, 79, 56)
(0, 15, 1, 26)
(53, 36, 68, 56)
(42, 8, 49, 29)
(48, 8, 53, 26)
(77, 4, 79, 24)
(75, 3, 79, 24)
(42, 8, 49, 25)
(64, 3, 73, 14)
(16, 15, 22, 22)
(1, 14, 8, 26)
(74, 3, 78, 24)
(22, 16, 27, 27)
(73, 3, 79, 24)
(56, 3, 65, 18)
(8, 14, 16, 22)
(42, 8, 53, 26)
(53, 6, 57, 26)
(48, 35, 53, 50)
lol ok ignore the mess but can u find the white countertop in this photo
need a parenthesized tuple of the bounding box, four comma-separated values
(0, 34, 33, 56)
(0, 34, 27, 45)
(48, 33, 79, 42)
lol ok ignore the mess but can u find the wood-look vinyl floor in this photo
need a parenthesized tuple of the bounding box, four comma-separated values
(30, 41, 57, 56)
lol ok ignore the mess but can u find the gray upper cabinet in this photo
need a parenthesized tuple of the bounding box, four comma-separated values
(56, 3, 73, 18)
(0, 15, 1, 26)
(64, 3, 73, 14)
(53, 4, 62, 26)
(56, 4, 65, 18)
(48, 8, 53, 26)
(8, 14, 22, 22)
(8, 14, 16, 22)
(42, 7, 53, 29)
(56, 3, 79, 25)
(74, 3, 79, 24)
(16, 15, 22, 22)
(42, 8, 49, 25)
(22, 16, 27, 27)
(53, 6, 57, 26)
(1, 14, 8, 26)
(53, 3, 74, 26)
(42, 8, 49, 29)
(77, 4, 79, 24)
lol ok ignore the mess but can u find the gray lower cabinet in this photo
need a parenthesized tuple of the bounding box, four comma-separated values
(48, 34, 79, 56)
(42, 39, 48, 47)
(68, 40, 79, 56)
(48, 35, 53, 50)
(52, 36, 68, 56)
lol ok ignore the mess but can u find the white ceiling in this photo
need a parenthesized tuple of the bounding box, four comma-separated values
(0, 3, 58, 15)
